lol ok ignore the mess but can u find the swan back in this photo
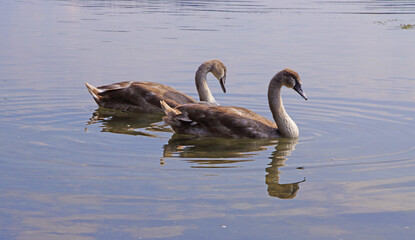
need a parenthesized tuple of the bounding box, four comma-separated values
(87, 81, 196, 113)
(162, 102, 279, 138)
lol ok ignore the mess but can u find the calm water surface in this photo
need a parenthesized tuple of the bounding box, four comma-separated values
(1, 0, 415, 239)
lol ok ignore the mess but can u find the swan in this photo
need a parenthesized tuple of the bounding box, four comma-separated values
(85, 59, 227, 113)
(160, 68, 307, 138)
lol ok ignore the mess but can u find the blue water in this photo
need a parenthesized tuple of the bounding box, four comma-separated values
(1, 0, 415, 239)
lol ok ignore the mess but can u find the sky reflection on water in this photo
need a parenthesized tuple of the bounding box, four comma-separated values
(1, 0, 415, 239)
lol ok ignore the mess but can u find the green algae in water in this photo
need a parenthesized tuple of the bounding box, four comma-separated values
(400, 24, 415, 29)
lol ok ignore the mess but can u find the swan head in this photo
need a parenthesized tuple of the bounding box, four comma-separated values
(210, 60, 227, 93)
(280, 68, 307, 100)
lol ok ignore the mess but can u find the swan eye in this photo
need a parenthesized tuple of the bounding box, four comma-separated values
(290, 74, 301, 86)
(289, 77, 297, 87)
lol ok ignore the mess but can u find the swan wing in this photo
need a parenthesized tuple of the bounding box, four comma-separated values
(88, 81, 196, 112)
(165, 104, 278, 138)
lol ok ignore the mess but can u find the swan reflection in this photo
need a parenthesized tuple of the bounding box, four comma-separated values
(86, 108, 170, 137)
(266, 138, 305, 199)
(163, 134, 277, 159)
(163, 136, 305, 198)
(85, 109, 305, 198)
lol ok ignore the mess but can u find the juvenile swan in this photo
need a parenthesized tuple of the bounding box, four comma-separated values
(85, 59, 227, 113)
(161, 69, 307, 138)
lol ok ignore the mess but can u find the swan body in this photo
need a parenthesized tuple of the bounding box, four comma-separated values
(85, 59, 227, 113)
(161, 68, 307, 139)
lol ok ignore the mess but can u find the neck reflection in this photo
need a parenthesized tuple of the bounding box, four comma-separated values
(266, 138, 305, 199)
(163, 135, 305, 199)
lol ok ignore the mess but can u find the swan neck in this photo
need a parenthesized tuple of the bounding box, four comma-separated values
(195, 64, 216, 104)
(268, 79, 299, 138)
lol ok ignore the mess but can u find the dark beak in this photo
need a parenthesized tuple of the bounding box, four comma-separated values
(220, 76, 226, 93)
(293, 83, 307, 100)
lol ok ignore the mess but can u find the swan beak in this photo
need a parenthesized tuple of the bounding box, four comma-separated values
(294, 84, 307, 100)
(220, 76, 226, 93)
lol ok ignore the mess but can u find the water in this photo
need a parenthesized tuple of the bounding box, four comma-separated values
(1, 0, 415, 239)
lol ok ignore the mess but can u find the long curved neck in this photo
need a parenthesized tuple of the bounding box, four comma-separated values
(268, 78, 299, 138)
(195, 62, 216, 104)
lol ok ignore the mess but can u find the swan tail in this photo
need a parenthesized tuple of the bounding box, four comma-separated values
(85, 82, 102, 102)
(160, 100, 181, 116)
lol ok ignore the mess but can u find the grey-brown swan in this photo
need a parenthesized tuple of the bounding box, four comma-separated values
(85, 59, 227, 113)
(160, 68, 307, 138)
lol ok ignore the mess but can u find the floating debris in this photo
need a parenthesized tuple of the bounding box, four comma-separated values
(401, 24, 415, 29)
